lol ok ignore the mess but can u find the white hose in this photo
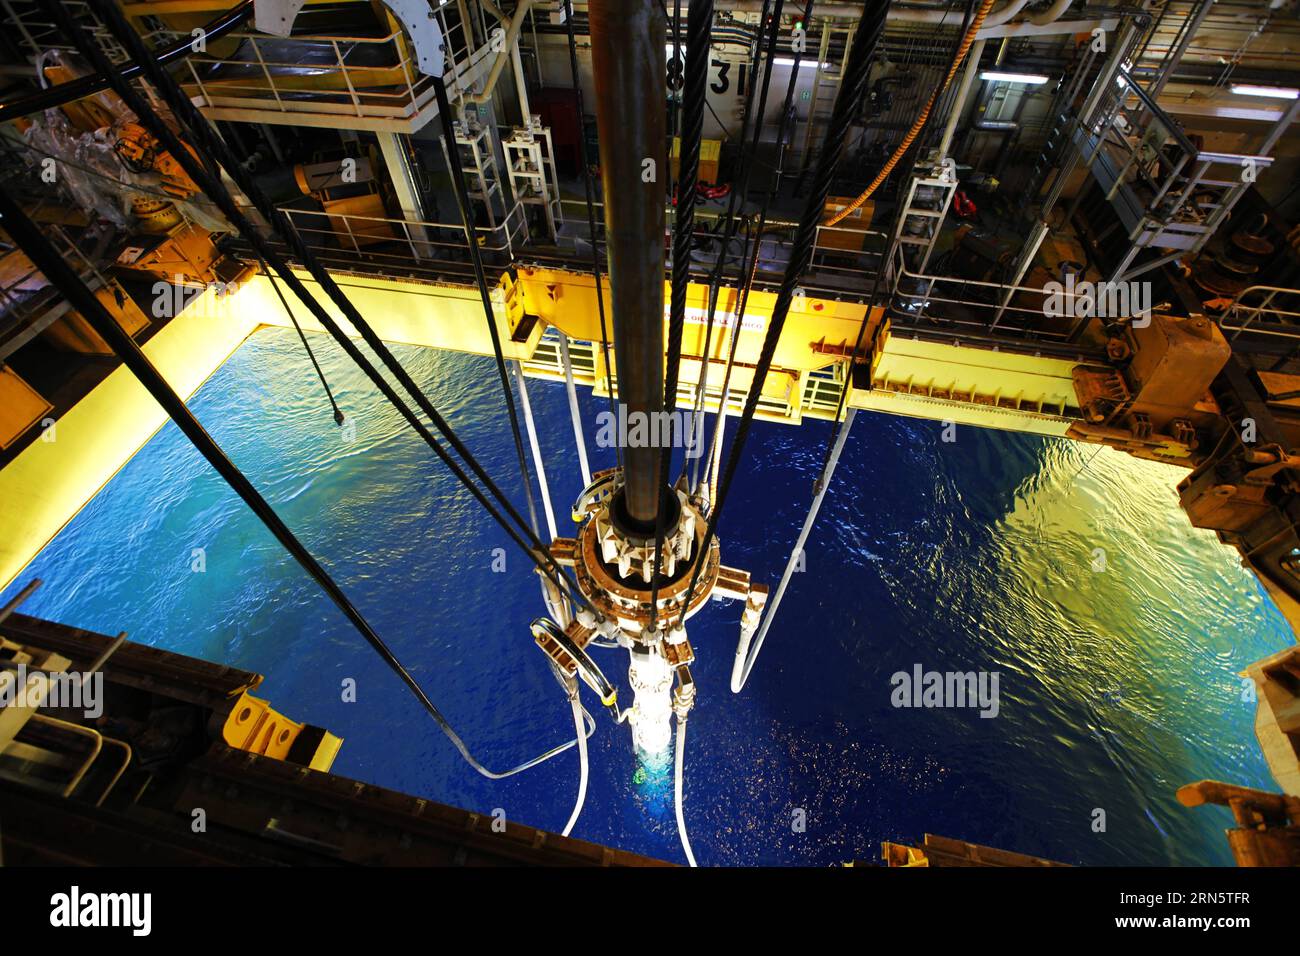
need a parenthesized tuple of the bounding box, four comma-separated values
(732, 409, 857, 694)
(561, 694, 589, 837)
(701, 0, 1031, 26)
(673, 715, 698, 867)
(1027, 0, 1076, 26)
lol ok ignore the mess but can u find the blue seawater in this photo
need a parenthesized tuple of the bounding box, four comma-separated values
(3, 325, 1292, 865)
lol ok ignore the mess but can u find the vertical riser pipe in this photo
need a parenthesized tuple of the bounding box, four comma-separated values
(588, 0, 667, 527)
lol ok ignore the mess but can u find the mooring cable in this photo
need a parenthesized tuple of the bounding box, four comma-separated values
(732, 409, 857, 692)
(255, 252, 344, 426)
(677, 1, 891, 627)
(72, 0, 579, 598)
(682, 0, 779, 491)
(563, 0, 621, 474)
(651, 0, 713, 629)
(72, 0, 590, 615)
(430, 74, 542, 537)
(49, 0, 605, 776)
(562, 691, 590, 837)
(674, 713, 698, 866)
(0, 185, 594, 782)
(696, 0, 813, 492)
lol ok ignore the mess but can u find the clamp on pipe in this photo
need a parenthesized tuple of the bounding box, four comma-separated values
(531, 618, 619, 711)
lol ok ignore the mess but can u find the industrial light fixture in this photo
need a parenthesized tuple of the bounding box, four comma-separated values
(662, 45, 824, 69)
(773, 57, 830, 68)
(980, 71, 1050, 85)
(1229, 83, 1300, 99)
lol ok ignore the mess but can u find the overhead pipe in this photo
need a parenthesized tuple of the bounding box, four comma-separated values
(467, 0, 536, 106)
(691, 0, 1033, 25)
(588, 0, 668, 527)
(1026, 0, 1077, 25)
(1146, 0, 1213, 99)
(1, 0, 1082, 129)
(568, 0, 1071, 29)
(937, 38, 986, 158)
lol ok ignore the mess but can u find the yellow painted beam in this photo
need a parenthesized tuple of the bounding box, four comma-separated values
(0, 368, 53, 450)
(854, 335, 1085, 437)
(510, 265, 876, 375)
(240, 270, 545, 358)
(0, 266, 1094, 593)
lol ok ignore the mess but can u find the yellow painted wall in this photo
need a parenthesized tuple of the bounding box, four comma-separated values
(0, 285, 259, 593)
(240, 271, 535, 357)
(0, 267, 1090, 592)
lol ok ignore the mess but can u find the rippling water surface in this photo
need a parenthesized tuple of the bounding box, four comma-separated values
(3, 326, 1292, 865)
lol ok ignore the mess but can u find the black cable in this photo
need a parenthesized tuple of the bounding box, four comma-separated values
(79, 0, 584, 602)
(0, 1, 254, 126)
(255, 253, 345, 426)
(704, 97, 733, 140)
(652, 0, 714, 629)
(683, 0, 780, 491)
(670, 0, 683, 147)
(698, 0, 813, 491)
(697, 212, 754, 495)
(666, 0, 712, 414)
(430, 75, 541, 537)
(0, 185, 591, 781)
(69, 0, 590, 615)
(817, 0, 976, 477)
(563, 0, 620, 474)
(678, 1, 892, 623)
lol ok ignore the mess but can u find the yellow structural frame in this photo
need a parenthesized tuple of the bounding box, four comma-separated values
(0, 266, 1088, 593)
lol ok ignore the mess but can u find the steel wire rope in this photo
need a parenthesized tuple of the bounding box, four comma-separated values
(430, 74, 542, 537)
(74, 0, 591, 615)
(562, 0, 620, 475)
(681, 0, 780, 492)
(0, 180, 596, 782)
(255, 251, 345, 426)
(52, 0, 607, 778)
(650, 0, 713, 630)
(675, 1, 892, 627)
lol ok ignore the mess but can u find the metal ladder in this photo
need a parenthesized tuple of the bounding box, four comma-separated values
(893, 157, 958, 276)
(796, 18, 855, 186)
